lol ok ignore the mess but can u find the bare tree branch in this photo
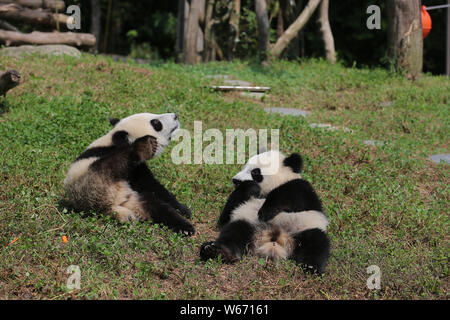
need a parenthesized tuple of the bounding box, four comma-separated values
(270, 0, 321, 58)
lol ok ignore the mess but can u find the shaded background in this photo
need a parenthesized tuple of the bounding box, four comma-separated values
(56, 0, 449, 74)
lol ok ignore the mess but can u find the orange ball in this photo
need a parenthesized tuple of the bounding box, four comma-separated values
(422, 6, 432, 39)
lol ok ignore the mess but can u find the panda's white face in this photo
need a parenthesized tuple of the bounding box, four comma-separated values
(232, 150, 301, 196)
(89, 112, 180, 156)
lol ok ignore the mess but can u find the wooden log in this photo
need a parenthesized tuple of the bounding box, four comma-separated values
(0, 30, 96, 48)
(0, 3, 70, 27)
(209, 85, 270, 92)
(0, 0, 65, 10)
(0, 69, 20, 96)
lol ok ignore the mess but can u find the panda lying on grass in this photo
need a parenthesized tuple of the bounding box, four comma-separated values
(62, 112, 195, 236)
(200, 150, 330, 274)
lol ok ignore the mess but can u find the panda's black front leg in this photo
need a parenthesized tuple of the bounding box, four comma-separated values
(257, 201, 283, 223)
(129, 163, 192, 219)
(257, 185, 292, 222)
(112, 130, 131, 147)
(217, 180, 261, 229)
(200, 220, 256, 263)
(90, 135, 156, 180)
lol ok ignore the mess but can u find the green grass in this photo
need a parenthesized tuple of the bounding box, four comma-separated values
(0, 54, 448, 299)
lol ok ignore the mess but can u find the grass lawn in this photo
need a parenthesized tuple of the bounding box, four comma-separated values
(0, 54, 448, 299)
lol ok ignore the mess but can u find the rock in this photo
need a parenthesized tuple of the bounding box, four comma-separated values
(0, 45, 81, 58)
(264, 107, 309, 117)
(309, 123, 353, 133)
(380, 101, 393, 107)
(309, 123, 335, 130)
(428, 154, 450, 164)
(363, 140, 385, 147)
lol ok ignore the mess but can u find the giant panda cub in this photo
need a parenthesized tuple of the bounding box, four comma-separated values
(63, 112, 195, 235)
(200, 150, 330, 274)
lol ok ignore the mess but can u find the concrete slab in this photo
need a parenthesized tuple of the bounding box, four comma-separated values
(428, 154, 450, 164)
(264, 107, 309, 117)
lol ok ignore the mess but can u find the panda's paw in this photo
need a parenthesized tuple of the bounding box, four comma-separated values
(199, 242, 236, 263)
(176, 203, 192, 219)
(177, 221, 195, 237)
(133, 135, 157, 161)
(199, 241, 221, 261)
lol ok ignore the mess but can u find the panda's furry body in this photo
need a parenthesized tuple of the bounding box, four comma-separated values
(62, 113, 195, 235)
(200, 150, 330, 274)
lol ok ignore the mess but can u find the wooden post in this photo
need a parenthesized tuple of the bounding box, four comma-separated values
(387, 0, 423, 79)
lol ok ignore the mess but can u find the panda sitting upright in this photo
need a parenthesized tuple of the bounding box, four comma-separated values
(200, 150, 330, 274)
(62, 112, 195, 235)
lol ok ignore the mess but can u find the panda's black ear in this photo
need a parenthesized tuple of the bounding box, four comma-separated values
(283, 153, 303, 173)
(109, 118, 120, 126)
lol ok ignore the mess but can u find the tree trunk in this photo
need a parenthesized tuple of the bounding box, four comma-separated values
(227, 0, 240, 60)
(176, 0, 187, 62)
(255, 0, 270, 57)
(387, 0, 423, 79)
(0, 69, 20, 96)
(0, 30, 96, 48)
(184, 0, 205, 64)
(0, 3, 70, 27)
(90, 0, 101, 51)
(204, 0, 215, 61)
(270, 0, 321, 58)
(318, 0, 335, 63)
(276, 3, 284, 39)
(278, 0, 300, 58)
(0, 0, 65, 10)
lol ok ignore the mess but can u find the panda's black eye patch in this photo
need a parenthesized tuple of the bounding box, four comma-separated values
(150, 119, 163, 132)
(251, 168, 263, 183)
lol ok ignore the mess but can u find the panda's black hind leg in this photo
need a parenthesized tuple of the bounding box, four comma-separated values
(128, 163, 193, 220)
(143, 198, 195, 236)
(291, 228, 330, 275)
